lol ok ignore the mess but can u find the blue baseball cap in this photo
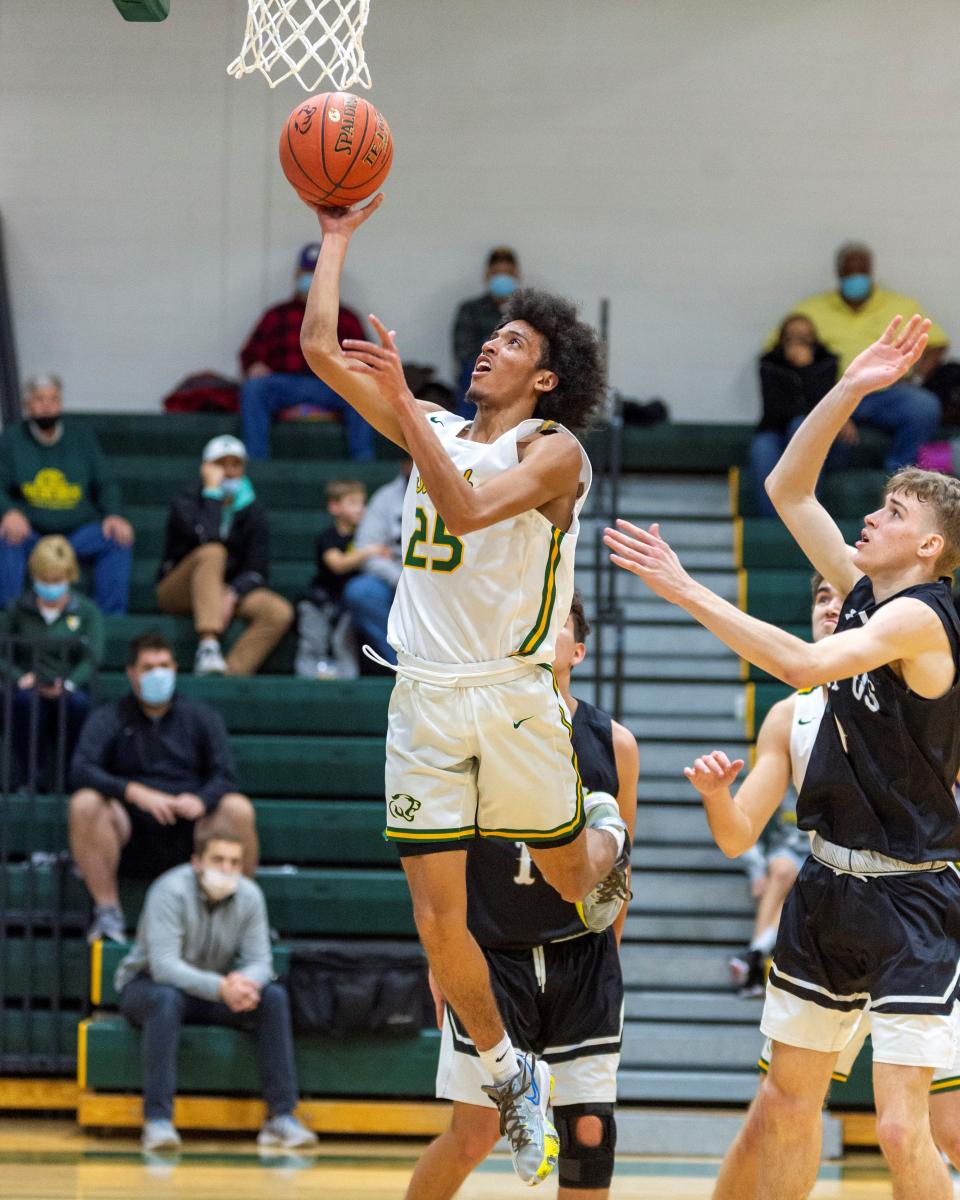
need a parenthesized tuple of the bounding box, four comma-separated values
(298, 243, 321, 273)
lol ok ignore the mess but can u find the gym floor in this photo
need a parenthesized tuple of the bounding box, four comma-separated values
(0, 1120, 909, 1198)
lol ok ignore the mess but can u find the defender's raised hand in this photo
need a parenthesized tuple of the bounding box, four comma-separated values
(844, 314, 930, 397)
(604, 520, 693, 602)
(683, 750, 745, 798)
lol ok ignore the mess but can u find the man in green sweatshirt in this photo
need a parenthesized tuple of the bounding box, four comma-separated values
(0, 374, 134, 613)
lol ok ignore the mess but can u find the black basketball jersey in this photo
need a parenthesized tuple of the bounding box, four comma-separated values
(466, 696, 621, 950)
(797, 575, 960, 861)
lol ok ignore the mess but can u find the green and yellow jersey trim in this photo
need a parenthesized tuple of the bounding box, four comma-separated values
(514, 528, 565, 657)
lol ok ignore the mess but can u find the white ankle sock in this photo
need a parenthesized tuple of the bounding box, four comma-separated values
(478, 1034, 518, 1086)
(199, 636, 220, 650)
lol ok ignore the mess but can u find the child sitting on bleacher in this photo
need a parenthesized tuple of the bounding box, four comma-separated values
(294, 479, 390, 680)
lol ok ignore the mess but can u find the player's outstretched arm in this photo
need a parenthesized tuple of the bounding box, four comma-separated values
(344, 319, 584, 534)
(686, 699, 793, 858)
(604, 521, 949, 690)
(299, 198, 441, 449)
(764, 315, 930, 597)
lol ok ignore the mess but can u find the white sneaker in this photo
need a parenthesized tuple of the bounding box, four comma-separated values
(142, 1119, 181, 1153)
(194, 640, 227, 675)
(481, 1052, 559, 1186)
(257, 1113, 318, 1150)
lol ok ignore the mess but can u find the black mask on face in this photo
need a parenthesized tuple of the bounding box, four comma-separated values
(32, 416, 59, 432)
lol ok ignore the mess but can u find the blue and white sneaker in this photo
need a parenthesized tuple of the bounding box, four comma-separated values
(578, 791, 631, 933)
(141, 1118, 181, 1153)
(257, 1113, 318, 1150)
(482, 1052, 559, 1186)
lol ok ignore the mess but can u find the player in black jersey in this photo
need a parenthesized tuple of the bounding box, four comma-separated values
(404, 594, 638, 1200)
(605, 315, 960, 1200)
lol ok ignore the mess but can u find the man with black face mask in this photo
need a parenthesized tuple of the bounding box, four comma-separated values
(0, 373, 134, 613)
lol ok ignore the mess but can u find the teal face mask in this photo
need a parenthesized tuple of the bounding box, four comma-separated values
(295, 273, 313, 297)
(34, 580, 68, 603)
(221, 475, 255, 510)
(840, 273, 872, 303)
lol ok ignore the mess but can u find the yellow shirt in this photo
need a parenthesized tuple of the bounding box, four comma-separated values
(768, 286, 948, 373)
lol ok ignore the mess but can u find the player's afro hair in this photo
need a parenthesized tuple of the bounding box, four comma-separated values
(501, 289, 606, 434)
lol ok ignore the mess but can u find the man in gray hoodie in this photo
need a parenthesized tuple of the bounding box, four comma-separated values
(115, 823, 316, 1154)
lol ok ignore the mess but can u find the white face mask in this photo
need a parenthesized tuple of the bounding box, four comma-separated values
(200, 866, 240, 902)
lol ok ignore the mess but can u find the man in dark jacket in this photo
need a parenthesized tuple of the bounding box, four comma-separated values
(0, 374, 134, 613)
(69, 632, 258, 944)
(750, 315, 842, 517)
(156, 435, 293, 675)
(451, 247, 521, 413)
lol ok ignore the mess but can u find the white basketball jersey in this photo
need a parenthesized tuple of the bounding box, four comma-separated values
(789, 686, 827, 792)
(387, 411, 592, 665)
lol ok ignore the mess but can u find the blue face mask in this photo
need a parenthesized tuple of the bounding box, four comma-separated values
(34, 580, 68, 603)
(840, 273, 872, 303)
(488, 272, 518, 300)
(295, 273, 313, 297)
(139, 666, 176, 706)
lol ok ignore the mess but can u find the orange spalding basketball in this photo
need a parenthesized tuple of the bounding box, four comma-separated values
(279, 91, 393, 208)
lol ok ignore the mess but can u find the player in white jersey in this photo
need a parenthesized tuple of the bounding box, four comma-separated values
(300, 196, 629, 1187)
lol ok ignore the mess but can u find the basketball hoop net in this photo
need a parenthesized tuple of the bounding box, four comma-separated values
(227, 0, 372, 92)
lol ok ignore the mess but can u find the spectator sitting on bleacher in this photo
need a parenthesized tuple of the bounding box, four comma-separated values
(156, 435, 293, 676)
(295, 479, 390, 681)
(0, 535, 102, 791)
(115, 822, 317, 1155)
(452, 247, 521, 412)
(341, 459, 412, 668)
(767, 240, 947, 475)
(750, 315, 841, 518)
(69, 632, 258, 945)
(239, 243, 374, 462)
(0, 373, 134, 614)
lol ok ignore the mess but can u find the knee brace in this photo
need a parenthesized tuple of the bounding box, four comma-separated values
(554, 1103, 616, 1190)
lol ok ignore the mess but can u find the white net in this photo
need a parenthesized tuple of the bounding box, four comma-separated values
(227, 0, 372, 92)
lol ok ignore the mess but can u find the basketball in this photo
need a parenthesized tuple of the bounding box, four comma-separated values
(279, 91, 393, 209)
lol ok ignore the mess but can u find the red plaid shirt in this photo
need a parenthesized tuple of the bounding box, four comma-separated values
(239, 299, 365, 376)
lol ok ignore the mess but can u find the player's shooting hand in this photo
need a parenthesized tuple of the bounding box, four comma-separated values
(314, 193, 384, 238)
(427, 969, 446, 1030)
(683, 750, 745, 799)
(342, 315, 415, 411)
(603, 520, 692, 602)
(843, 314, 930, 398)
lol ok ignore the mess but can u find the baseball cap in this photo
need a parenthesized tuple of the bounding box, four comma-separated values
(298, 242, 321, 273)
(202, 434, 247, 463)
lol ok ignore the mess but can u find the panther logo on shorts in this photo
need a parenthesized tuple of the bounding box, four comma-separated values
(389, 794, 422, 822)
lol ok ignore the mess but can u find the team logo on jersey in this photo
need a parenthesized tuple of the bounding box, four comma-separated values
(389, 793, 421, 823)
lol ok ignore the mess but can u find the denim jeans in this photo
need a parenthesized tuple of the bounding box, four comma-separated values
(749, 382, 942, 518)
(240, 373, 375, 461)
(119, 975, 299, 1121)
(10, 686, 90, 792)
(0, 521, 131, 613)
(342, 574, 396, 665)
